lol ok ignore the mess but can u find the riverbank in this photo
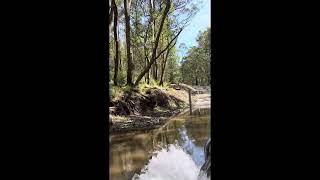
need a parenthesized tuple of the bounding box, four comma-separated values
(110, 85, 210, 133)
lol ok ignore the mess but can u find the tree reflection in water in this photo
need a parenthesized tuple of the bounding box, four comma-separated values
(109, 108, 211, 180)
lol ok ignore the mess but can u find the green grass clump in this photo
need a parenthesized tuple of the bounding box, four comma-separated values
(109, 83, 123, 98)
(136, 79, 172, 93)
(149, 78, 159, 86)
(138, 83, 148, 93)
(123, 85, 134, 94)
(110, 78, 173, 97)
(162, 82, 170, 89)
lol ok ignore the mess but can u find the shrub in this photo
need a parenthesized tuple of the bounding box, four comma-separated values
(123, 85, 133, 94)
(118, 70, 126, 86)
(110, 83, 123, 98)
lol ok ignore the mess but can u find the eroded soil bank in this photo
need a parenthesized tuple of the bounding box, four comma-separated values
(109, 86, 210, 133)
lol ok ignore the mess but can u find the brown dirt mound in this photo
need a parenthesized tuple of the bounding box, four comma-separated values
(110, 87, 185, 116)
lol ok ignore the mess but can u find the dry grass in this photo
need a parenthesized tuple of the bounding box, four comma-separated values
(111, 115, 129, 122)
(166, 88, 189, 103)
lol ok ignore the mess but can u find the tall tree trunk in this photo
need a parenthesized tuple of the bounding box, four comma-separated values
(124, 0, 133, 86)
(143, 32, 148, 82)
(154, 62, 158, 80)
(150, 0, 157, 81)
(112, 0, 119, 86)
(146, 58, 150, 84)
(152, 65, 155, 80)
(109, 0, 114, 63)
(109, 0, 114, 34)
(134, 0, 139, 72)
(155, 35, 164, 81)
(144, 18, 152, 84)
(134, 0, 171, 86)
(159, 49, 169, 86)
(144, 58, 147, 82)
(159, 40, 177, 86)
(119, 36, 121, 71)
(117, 23, 121, 71)
(159, 37, 165, 82)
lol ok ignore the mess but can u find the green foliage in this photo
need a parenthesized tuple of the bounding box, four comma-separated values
(136, 79, 170, 94)
(123, 85, 133, 94)
(150, 78, 159, 86)
(109, 70, 114, 83)
(138, 82, 149, 93)
(118, 70, 126, 86)
(109, 0, 202, 86)
(110, 84, 115, 97)
(110, 84, 136, 98)
(109, 83, 123, 98)
(180, 28, 211, 86)
(162, 81, 170, 89)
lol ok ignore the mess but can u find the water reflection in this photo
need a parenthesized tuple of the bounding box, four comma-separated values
(109, 108, 211, 180)
(133, 145, 200, 180)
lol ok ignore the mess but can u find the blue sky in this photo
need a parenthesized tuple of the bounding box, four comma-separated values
(176, 0, 211, 59)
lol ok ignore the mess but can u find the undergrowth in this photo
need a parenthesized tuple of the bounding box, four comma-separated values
(110, 79, 172, 99)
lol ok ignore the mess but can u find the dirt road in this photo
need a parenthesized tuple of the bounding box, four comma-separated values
(192, 86, 211, 109)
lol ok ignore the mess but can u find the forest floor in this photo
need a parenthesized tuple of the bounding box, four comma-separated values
(110, 85, 210, 133)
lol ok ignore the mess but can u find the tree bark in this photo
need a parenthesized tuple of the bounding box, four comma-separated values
(143, 26, 149, 83)
(109, 0, 114, 62)
(159, 36, 165, 82)
(119, 36, 121, 71)
(159, 49, 169, 86)
(150, 0, 157, 81)
(109, 0, 114, 33)
(124, 0, 133, 86)
(112, 0, 119, 86)
(146, 57, 150, 84)
(143, 5, 152, 84)
(154, 61, 158, 80)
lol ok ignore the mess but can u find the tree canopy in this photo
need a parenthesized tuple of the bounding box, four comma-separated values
(109, 0, 210, 87)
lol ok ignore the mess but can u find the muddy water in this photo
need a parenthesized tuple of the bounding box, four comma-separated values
(109, 108, 211, 180)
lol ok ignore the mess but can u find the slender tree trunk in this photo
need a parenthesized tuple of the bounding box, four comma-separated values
(109, 0, 114, 34)
(143, 32, 148, 82)
(150, 0, 157, 81)
(148, 0, 154, 83)
(134, 0, 139, 70)
(154, 61, 158, 80)
(119, 38, 121, 71)
(124, 0, 133, 86)
(159, 40, 177, 86)
(152, 65, 155, 80)
(159, 37, 165, 82)
(159, 49, 169, 86)
(134, 0, 171, 86)
(117, 23, 121, 71)
(112, 0, 119, 86)
(146, 58, 150, 84)
(144, 58, 147, 82)
(109, 0, 114, 63)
